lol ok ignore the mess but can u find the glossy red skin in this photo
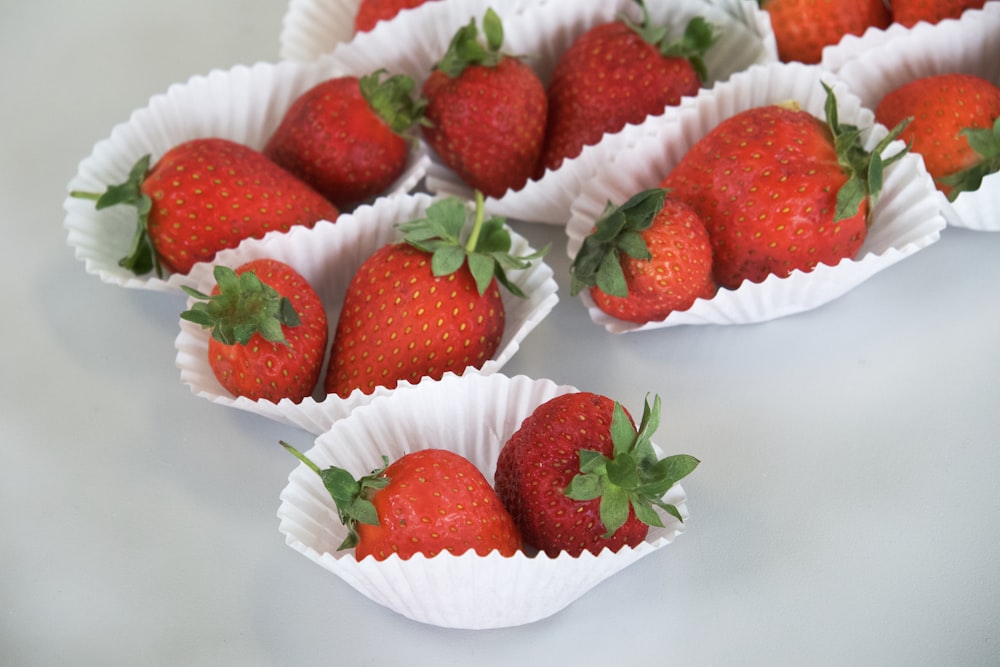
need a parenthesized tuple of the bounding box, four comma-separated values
(355, 448, 523, 561)
(325, 243, 505, 398)
(591, 197, 716, 324)
(660, 104, 867, 291)
(353, 0, 436, 33)
(207, 259, 328, 404)
(421, 57, 547, 198)
(537, 20, 702, 174)
(143, 138, 337, 275)
(494, 392, 648, 558)
(263, 76, 409, 208)
(891, 0, 989, 27)
(875, 73, 1000, 197)
(761, 0, 890, 64)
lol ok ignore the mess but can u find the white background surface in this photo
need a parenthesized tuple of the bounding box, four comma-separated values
(3, 1, 999, 665)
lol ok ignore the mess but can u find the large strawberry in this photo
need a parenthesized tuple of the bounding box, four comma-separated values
(537, 3, 715, 174)
(324, 193, 545, 398)
(353, 0, 438, 33)
(890, 0, 990, 27)
(570, 188, 715, 324)
(421, 8, 547, 198)
(759, 0, 890, 64)
(494, 393, 699, 558)
(874, 73, 1000, 200)
(180, 259, 328, 403)
(263, 70, 426, 209)
(280, 444, 523, 560)
(70, 138, 338, 277)
(660, 84, 910, 291)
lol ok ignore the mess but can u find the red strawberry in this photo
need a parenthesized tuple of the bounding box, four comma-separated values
(180, 259, 328, 403)
(760, 0, 890, 64)
(570, 188, 716, 324)
(891, 0, 990, 27)
(263, 70, 426, 209)
(494, 393, 699, 558)
(660, 85, 910, 290)
(421, 9, 547, 197)
(324, 193, 545, 398)
(537, 6, 715, 174)
(70, 138, 338, 277)
(353, 0, 437, 33)
(874, 73, 1000, 200)
(281, 444, 523, 560)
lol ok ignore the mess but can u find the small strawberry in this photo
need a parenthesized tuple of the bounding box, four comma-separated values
(263, 70, 426, 209)
(353, 0, 437, 33)
(325, 192, 546, 398)
(70, 138, 338, 277)
(421, 8, 547, 197)
(759, 0, 890, 64)
(280, 443, 523, 560)
(494, 393, 699, 558)
(660, 84, 910, 290)
(537, 3, 716, 174)
(890, 0, 990, 27)
(180, 259, 328, 403)
(874, 72, 1000, 200)
(570, 188, 716, 324)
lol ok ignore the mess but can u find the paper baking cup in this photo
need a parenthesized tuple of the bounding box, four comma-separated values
(563, 61, 946, 333)
(174, 192, 559, 434)
(64, 58, 432, 293)
(832, 4, 1000, 231)
(276, 373, 691, 629)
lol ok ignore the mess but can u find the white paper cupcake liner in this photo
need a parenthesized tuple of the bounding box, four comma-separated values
(831, 4, 1000, 231)
(174, 192, 559, 434)
(276, 372, 690, 629)
(64, 58, 432, 293)
(563, 61, 946, 332)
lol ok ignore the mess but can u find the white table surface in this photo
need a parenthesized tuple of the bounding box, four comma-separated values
(3, 1, 999, 665)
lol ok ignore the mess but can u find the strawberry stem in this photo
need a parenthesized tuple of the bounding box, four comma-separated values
(465, 190, 486, 253)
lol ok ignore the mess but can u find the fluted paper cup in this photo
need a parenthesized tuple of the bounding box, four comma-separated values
(175, 192, 559, 434)
(276, 372, 691, 629)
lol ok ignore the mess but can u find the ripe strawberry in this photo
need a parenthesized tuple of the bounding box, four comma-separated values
(660, 85, 910, 290)
(759, 0, 890, 64)
(70, 138, 338, 277)
(874, 73, 1000, 200)
(570, 188, 716, 324)
(324, 193, 545, 398)
(353, 0, 437, 33)
(280, 443, 523, 560)
(891, 0, 990, 27)
(421, 8, 547, 197)
(494, 393, 699, 558)
(180, 259, 328, 403)
(263, 70, 426, 209)
(537, 5, 716, 174)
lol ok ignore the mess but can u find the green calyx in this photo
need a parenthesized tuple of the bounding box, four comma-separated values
(358, 69, 428, 135)
(69, 153, 161, 277)
(938, 116, 1000, 201)
(396, 191, 548, 297)
(624, 1, 716, 82)
(180, 265, 301, 346)
(569, 188, 667, 298)
(434, 7, 506, 78)
(564, 394, 700, 538)
(280, 441, 389, 551)
(822, 81, 912, 223)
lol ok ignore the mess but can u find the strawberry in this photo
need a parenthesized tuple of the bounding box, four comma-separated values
(420, 8, 547, 197)
(759, 0, 890, 64)
(660, 84, 910, 291)
(494, 393, 699, 558)
(891, 0, 990, 27)
(280, 444, 523, 560)
(180, 259, 328, 403)
(537, 4, 716, 174)
(70, 138, 338, 277)
(353, 0, 437, 33)
(324, 193, 545, 398)
(263, 70, 426, 209)
(874, 73, 1000, 200)
(570, 188, 716, 324)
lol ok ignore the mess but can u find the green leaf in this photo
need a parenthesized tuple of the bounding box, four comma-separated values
(482, 7, 504, 51)
(617, 231, 652, 260)
(431, 245, 466, 276)
(467, 252, 495, 295)
(565, 472, 602, 501)
(595, 249, 627, 297)
(358, 69, 426, 136)
(606, 452, 640, 489)
(433, 9, 506, 78)
(598, 485, 631, 538)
